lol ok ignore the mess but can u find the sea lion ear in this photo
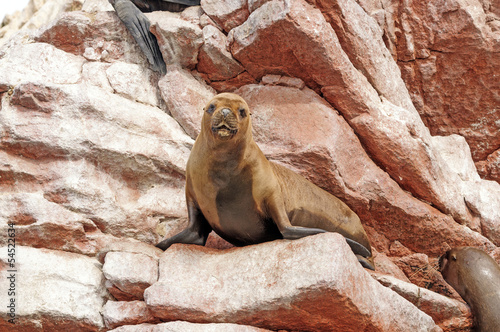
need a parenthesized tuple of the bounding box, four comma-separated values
(206, 104, 216, 114)
(451, 253, 457, 261)
(239, 107, 247, 118)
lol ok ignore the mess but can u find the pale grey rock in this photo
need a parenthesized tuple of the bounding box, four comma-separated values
(103, 251, 159, 300)
(0, 246, 107, 330)
(106, 62, 160, 107)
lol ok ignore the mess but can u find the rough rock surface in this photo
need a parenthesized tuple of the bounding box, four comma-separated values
(146, 233, 440, 332)
(0, 0, 498, 331)
(0, 246, 108, 331)
(109, 321, 272, 332)
(372, 273, 473, 332)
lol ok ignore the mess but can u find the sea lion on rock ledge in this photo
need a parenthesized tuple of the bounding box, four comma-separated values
(440, 247, 500, 332)
(156, 93, 374, 270)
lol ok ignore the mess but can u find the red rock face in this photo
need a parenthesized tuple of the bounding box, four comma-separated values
(374, 0, 500, 182)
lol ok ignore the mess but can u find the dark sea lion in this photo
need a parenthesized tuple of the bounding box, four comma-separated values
(440, 247, 500, 332)
(108, 0, 200, 74)
(156, 93, 374, 269)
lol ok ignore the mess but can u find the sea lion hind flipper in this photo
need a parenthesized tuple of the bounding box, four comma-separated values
(112, 0, 167, 74)
(161, 0, 201, 6)
(345, 237, 371, 259)
(356, 255, 375, 270)
(280, 225, 327, 240)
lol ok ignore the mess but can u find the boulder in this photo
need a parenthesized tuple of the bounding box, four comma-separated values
(158, 65, 216, 139)
(148, 11, 203, 69)
(0, 246, 108, 331)
(145, 233, 441, 331)
(373, 274, 473, 332)
(201, 0, 250, 32)
(36, 10, 149, 67)
(103, 251, 159, 300)
(102, 301, 159, 329)
(198, 25, 245, 81)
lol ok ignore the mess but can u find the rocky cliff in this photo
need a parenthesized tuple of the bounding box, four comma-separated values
(0, 0, 499, 331)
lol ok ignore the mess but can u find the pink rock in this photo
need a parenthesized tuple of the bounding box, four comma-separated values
(0, 43, 84, 88)
(372, 252, 410, 283)
(201, 0, 250, 32)
(209, 71, 257, 92)
(393, 254, 463, 300)
(261, 74, 305, 89)
(373, 274, 473, 332)
(0, 246, 107, 331)
(158, 65, 216, 139)
(314, 0, 415, 112)
(229, 0, 499, 232)
(36, 11, 149, 67)
(105, 62, 160, 107)
(198, 25, 245, 81)
(102, 301, 159, 329)
(103, 251, 159, 300)
(476, 149, 500, 183)
(145, 233, 440, 331)
(97, 240, 164, 264)
(147, 11, 203, 69)
(0, 192, 98, 255)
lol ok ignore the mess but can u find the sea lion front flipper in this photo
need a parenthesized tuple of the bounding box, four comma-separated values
(156, 199, 212, 250)
(111, 0, 167, 74)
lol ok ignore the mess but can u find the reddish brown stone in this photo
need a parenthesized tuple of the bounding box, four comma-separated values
(393, 254, 463, 301)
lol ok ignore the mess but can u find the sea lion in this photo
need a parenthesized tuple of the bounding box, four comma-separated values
(156, 93, 374, 269)
(440, 247, 500, 332)
(108, 0, 200, 74)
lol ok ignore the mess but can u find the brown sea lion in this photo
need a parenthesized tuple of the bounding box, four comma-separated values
(440, 247, 500, 332)
(156, 93, 374, 269)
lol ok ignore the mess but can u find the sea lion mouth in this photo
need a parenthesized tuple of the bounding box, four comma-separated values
(212, 123, 238, 139)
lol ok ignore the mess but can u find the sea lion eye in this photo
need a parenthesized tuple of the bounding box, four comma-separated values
(206, 104, 216, 114)
(239, 108, 247, 118)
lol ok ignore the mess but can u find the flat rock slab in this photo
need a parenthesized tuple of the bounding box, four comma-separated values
(145, 233, 440, 331)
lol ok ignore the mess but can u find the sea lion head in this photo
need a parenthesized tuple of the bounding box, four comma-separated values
(439, 247, 466, 295)
(202, 93, 251, 142)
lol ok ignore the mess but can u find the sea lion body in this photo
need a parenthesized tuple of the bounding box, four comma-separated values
(440, 247, 500, 332)
(157, 93, 373, 269)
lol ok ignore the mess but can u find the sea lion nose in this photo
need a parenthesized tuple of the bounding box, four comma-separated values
(221, 108, 231, 118)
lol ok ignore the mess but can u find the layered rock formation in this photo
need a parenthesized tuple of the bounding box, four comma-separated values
(0, 0, 499, 331)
